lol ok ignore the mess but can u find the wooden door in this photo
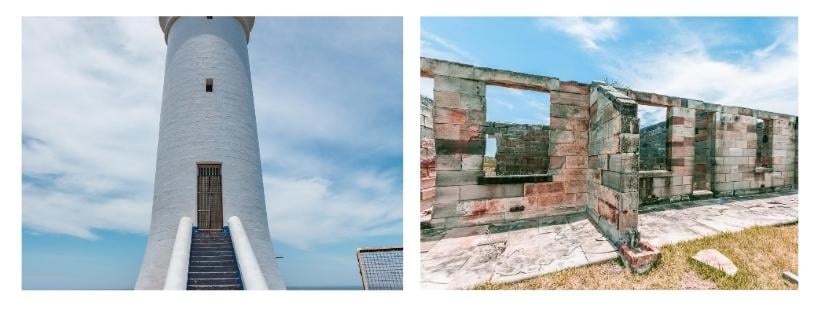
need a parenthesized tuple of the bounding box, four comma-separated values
(197, 163, 223, 230)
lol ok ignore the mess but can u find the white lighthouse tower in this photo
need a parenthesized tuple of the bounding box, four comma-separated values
(135, 16, 285, 290)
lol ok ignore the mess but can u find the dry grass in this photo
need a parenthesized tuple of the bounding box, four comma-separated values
(476, 224, 798, 290)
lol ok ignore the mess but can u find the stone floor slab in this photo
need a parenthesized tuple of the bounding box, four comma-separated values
(420, 193, 798, 289)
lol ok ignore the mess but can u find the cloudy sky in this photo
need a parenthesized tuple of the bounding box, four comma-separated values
(421, 17, 798, 128)
(22, 17, 402, 289)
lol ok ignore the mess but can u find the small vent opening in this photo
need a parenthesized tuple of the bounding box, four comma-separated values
(205, 78, 213, 92)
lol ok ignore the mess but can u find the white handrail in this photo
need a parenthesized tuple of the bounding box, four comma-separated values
(227, 216, 269, 290)
(163, 216, 193, 290)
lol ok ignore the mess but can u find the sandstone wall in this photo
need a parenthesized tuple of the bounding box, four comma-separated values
(420, 57, 798, 242)
(485, 122, 550, 176)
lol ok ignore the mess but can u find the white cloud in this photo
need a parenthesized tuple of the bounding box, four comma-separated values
(537, 17, 620, 50)
(638, 105, 667, 129)
(22, 17, 163, 237)
(421, 30, 477, 63)
(605, 19, 798, 116)
(22, 17, 404, 250)
(264, 174, 402, 249)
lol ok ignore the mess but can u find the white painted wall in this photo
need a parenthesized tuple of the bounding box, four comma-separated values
(135, 16, 285, 290)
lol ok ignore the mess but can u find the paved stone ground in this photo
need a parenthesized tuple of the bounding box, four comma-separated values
(420, 192, 798, 289)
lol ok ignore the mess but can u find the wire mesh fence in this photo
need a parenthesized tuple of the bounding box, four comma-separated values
(355, 247, 403, 290)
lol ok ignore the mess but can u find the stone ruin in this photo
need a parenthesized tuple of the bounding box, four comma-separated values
(419, 57, 798, 271)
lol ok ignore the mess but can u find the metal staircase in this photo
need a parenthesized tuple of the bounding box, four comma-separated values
(187, 229, 243, 290)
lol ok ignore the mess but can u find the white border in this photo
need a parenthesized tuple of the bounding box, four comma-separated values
(2, 0, 818, 311)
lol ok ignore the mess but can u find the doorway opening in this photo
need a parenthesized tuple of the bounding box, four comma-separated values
(197, 163, 223, 230)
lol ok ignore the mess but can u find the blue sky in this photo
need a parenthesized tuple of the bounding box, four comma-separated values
(421, 17, 798, 129)
(22, 17, 402, 290)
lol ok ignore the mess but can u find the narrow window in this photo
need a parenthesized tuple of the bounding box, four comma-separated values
(638, 105, 669, 171)
(205, 78, 213, 92)
(756, 118, 773, 168)
(206, 16, 213, 20)
(484, 135, 498, 176)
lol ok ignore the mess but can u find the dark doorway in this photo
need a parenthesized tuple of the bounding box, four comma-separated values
(197, 163, 223, 230)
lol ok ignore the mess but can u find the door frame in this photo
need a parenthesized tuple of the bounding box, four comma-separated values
(196, 161, 224, 230)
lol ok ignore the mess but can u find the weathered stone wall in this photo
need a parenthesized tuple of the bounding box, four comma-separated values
(420, 57, 797, 244)
(421, 59, 588, 235)
(638, 106, 696, 205)
(485, 122, 550, 176)
(587, 84, 640, 245)
(711, 109, 797, 196)
(421, 96, 435, 221)
(624, 93, 797, 204)
(638, 121, 667, 171)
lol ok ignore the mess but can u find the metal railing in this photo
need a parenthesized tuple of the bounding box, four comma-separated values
(356, 247, 403, 290)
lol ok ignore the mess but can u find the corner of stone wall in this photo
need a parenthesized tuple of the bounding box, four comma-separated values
(587, 83, 658, 271)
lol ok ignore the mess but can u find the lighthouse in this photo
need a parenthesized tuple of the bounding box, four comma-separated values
(135, 16, 285, 290)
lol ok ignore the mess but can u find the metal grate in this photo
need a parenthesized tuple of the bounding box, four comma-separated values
(197, 163, 223, 229)
(356, 247, 403, 290)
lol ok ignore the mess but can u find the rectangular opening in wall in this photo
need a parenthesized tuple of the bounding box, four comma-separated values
(756, 118, 773, 168)
(484, 86, 550, 176)
(420, 77, 434, 138)
(196, 163, 223, 230)
(484, 134, 498, 176)
(206, 16, 213, 19)
(205, 78, 213, 92)
(638, 105, 669, 171)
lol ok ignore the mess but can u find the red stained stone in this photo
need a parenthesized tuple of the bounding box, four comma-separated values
(434, 107, 466, 125)
(597, 199, 617, 224)
(670, 116, 686, 125)
(564, 180, 586, 193)
(558, 82, 590, 95)
(434, 124, 460, 140)
(538, 192, 566, 208)
(524, 182, 565, 195)
(435, 91, 460, 108)
(619, 240, 660, 273)
(459, 124, 483, 140)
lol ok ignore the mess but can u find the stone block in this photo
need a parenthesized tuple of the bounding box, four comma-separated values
(434, 186, 460, 205)
(565, 155, 588, 169)
(436, 154, 462, 171)
(437, 170, 482, 186)
(460, 184, 525, 200)
(434, 90, 461, 109)
(461, 154, 484, 171)
(524, 182, 565, 195)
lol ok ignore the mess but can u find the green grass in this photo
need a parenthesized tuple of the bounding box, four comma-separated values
(476, 224, 798, 290)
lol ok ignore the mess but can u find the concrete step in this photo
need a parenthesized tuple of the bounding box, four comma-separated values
(190, 260, 237, 266)
(188, 265, 238, 273)
(188, 277, 241, 285)
(188, 271, 239, 279)
(191, 240, 230, 244)
(191, 242, 233, 248)
(191, 251, 235, 257)
(187, 284, 242, 290)
(191, 255, 236, 261)
(190, 246, 234, 251)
